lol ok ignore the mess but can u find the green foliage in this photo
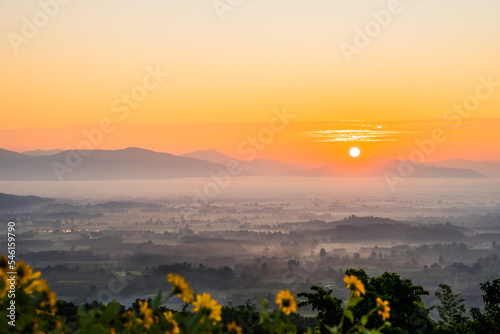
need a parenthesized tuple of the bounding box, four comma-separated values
(371, 272, 432, 333)
(258, 298, 298, 333)
(5, 256, 500, 334)
(469, 278, 500, 333)
(222, 300, 318, 333)
(298, 274, 390, 334)
(298, 286, 343, 333)
(346, 269, 433, 334)
(299, 269, 433, 334)
(431, 284, 467, 327)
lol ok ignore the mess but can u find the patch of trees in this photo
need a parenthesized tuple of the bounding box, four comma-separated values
(310, 223, 465, 242)
(22, 250, 108, 262)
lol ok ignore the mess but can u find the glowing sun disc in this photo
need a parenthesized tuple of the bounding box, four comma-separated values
(349, 147, 361, 158)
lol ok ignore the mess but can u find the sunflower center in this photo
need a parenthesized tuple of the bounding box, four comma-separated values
(201, 307, 213, 316)
(282, 299, 290, 307)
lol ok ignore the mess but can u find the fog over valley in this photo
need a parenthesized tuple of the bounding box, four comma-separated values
(2, 175, 500, 321)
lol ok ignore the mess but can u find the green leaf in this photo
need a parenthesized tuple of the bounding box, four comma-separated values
(361, 315, 368, 326)
(152, 288, 163, 309)
(347, 296, 363, 308)
(325, 325, 338, 334)
(343, 309, 354, 323)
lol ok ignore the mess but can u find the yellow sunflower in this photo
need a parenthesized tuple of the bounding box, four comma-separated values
(24, 278, 48, 294)
(227, 320, 243, 334)
(41, 288, 57, 309)
(137, 300, 154, 329)
(0, 274, 8, 299)
(343, 275, 366, 297)
(122, 310, 135, 329)
(376, 297, 390, 321)
(15, 261, 41, 288)
(163, 311, 180, 334)
(193, 293, 222, 323)
(22, 278, 57, 310)
(167, 273, 194, 303)
(0, 255, 8, 272)
(275, 289, 298, 315)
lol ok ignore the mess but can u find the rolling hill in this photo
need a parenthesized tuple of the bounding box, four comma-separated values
(0, 193, 54, 210)
(0, 148, 249, 181)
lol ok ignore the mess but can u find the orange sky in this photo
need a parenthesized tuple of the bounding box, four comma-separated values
(1, 0, 499, 164)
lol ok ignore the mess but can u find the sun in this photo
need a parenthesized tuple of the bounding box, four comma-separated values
(349, 147, 361, 158)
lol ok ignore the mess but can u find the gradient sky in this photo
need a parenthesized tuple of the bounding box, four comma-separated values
(1, 0, 499, 164)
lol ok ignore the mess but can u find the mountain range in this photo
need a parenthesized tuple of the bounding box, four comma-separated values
(427, 159, 500, 178)
(0, 147, 496, 181)
(181, 150, 305, 176)
(0, 148, 245, 181)
(285, 156, 488, 178)
(22, 149, 64, 156)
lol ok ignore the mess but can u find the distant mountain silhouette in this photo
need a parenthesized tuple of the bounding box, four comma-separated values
(0, 148, 490, 180)
(285, 157, 487, 178)
(0, 193, 54, 210)
(181, 149, 305, 176)
(428, 159, 500, 178)
(22, 149, 63, 157)
(0, 148, 30, 162)
(0, 148, 250, 181)
(181, 150, 234, 164)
